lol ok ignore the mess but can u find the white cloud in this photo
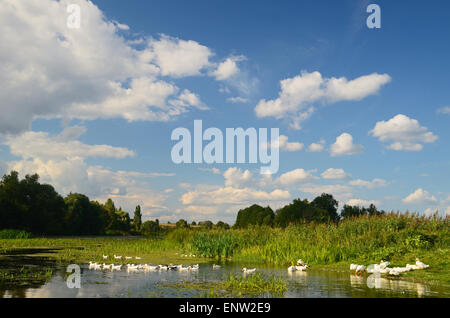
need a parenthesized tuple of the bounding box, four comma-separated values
(227, 96, 248, 103)
(180, 187, 290, 205)
(346, 199, 380, 207)
(199, 167, 221, 175)
(300, 184, 353, 200)
(255, 71, 390, 125)
(212, 56, 244, 81)
(147, 34, 213, 77)
(436, 106, 450, 115)
(4, 128, 135, 161)
(321, 168, 351, 180)
(277, 135, 304, 152)
(307, 139, 325, 152)
(330, 133, 365, 156)
(424, 207, 438, 217)
(0, 0, 215, 134)
(349, 178, 388, 189)
(223, 167, 253, 188)
(277, 169, 318, 185)
(370, 114, 438, 151)
(403, 189, 437, 205)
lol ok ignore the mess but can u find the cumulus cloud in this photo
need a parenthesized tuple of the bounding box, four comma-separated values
(369, 114, 438, 151)
(330, 133, 365, 156)
(180, 187, 290, 205)
(223, 167, 254, 188)
(147, 34, 213, 77)
(212, 56, 244, 81)
(346, 199, 380, 207)
(255, 71, 390, 127)
(307, 139, 325, 152)
(321, 168, 351, 180)
(277, 169, 318, 185)
(403, 188, 437, 205)
(349, 178, 388, 189)
(0, 0, 216, 134)
(4, 127, 135, 161)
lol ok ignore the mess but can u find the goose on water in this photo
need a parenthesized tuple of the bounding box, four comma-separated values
(288, 265, 296, 272)
(112, 264, 122, 271)
(242, 267, 256, 274)
(212, 264, 221, 269)
(295, 265, 307, 271)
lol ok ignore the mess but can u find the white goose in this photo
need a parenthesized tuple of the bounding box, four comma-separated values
(88, 261, 96, 269)
(242, 267, 256, 274)
(114, 255, 122, 260)
(102, 263, 112, 270)
(93, 263, 102, 270)
(127, 264, 139, 271)
(102, 254, 108, 260)
(288, 265, 296, 272)
(112, 264, 122, 271)
(350, 264, 358, 271)
(355, 265, 365, 275)
(415, 258, 429, 269)
(295, 265, 307, 271)
(379, 260, 390, 269)
(297, 259, 306, 266)
(212, 264, 221, 269)
(135, 256, 142, 260)
(125, 256, 133, 260)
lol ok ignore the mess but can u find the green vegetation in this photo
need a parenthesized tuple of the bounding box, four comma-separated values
(160, 273, 287, 297)
(223, 273, 287, 296)
(0, 229, 33, 239)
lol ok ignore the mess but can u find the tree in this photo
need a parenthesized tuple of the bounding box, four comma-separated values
(141, 219, 160, 235)
(133, 205, 142, 232)
(234, 204, 275, 228)
(0, 171, 66, 235)
(176, 219, 189, 228)
(274, 199, 329, 227)
(64, 193, 104, 235)
(198, 220, 213, 229)
(340, 204, 366, 219)
(312, 193, 340, 222)
(216, 221, 230, 230)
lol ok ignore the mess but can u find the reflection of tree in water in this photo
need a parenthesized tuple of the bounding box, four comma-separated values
(0, 248, 58, 298)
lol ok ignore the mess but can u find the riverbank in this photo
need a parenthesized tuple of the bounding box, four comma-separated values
(1, 214, 449, 287)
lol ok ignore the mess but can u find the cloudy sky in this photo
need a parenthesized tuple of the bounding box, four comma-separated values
(1, 0, 449, 223)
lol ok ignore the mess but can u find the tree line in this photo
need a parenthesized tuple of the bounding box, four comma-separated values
(0, 171, 386, 235)
(234, 193, 386, 228)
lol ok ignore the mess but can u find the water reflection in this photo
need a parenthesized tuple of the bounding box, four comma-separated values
(0, 259, 447, 298)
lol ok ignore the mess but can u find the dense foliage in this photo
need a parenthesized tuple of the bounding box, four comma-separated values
(0, 171, 140, 235)
(234, 204, 275, 228)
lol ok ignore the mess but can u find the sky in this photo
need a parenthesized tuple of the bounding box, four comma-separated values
(1, 0, 449, 224)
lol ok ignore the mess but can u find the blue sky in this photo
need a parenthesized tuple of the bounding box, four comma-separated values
(1, 0, 449, 223)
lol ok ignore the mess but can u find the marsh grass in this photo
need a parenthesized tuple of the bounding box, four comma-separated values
(0, 213, 448, 284)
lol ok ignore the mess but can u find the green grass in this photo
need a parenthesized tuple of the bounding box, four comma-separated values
(0, 229, 33, 239)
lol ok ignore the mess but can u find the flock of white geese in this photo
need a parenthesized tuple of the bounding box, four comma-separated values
(88, 254, 258, 273)
(350, 258, 429, 276)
